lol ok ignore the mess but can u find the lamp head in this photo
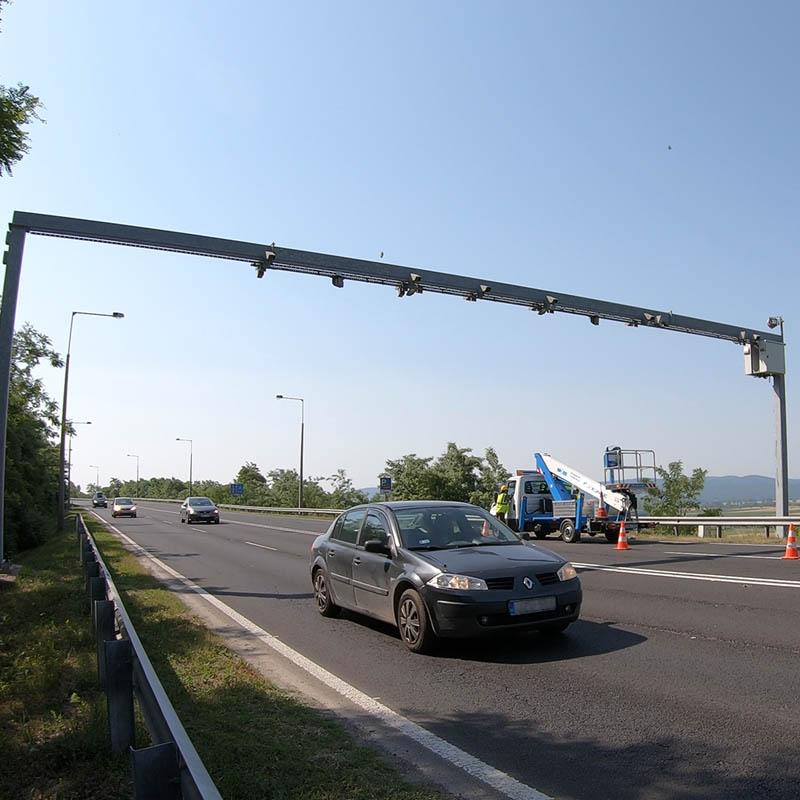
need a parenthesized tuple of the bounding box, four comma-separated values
(112, 312, 124, 318)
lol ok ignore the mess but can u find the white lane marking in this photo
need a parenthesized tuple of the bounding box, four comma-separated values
(573, 562, 800, 589)
(663, 550, 783, 560)
(90, 513, 549, 800)
(245, 541, 277, 552)
(136, 506, 321, 536)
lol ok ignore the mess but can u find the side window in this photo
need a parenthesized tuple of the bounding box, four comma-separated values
(333, 510, 365, 544)
(507, 480, 516, 495)
(360, 513, 390, 547)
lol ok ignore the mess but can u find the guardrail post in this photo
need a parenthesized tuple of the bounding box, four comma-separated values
(131, 742, 181, 800)
(105, 638, 135, 754)
(84, 560, 100, 598)
(89, 574, 106, 602)
(697, 524, 705, 538)
(93, 599, 115, 687)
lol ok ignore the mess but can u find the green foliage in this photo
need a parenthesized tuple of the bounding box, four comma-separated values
(383, 454, 436, 500)
(325, 468, 369, 508)
(0, 3, 45, 176)
(4, 324, 63, 557)
(644, 461, 707, 516)
(383, 444, 510, 507)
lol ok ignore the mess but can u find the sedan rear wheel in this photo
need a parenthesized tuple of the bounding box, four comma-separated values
(397, 589, 436, 654)
(313, 570, 340, 618)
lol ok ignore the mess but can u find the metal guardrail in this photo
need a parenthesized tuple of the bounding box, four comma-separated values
(77, 514, 222, 800)
(637, 515, 799, 538)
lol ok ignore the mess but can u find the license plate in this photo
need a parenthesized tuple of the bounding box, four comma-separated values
(508, 596, 556, 616)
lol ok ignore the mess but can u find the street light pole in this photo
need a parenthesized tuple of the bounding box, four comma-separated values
(176, 438, 193, 496)
(127, 453, 140, 497)
(57, 311, 124, 530)
(66, 421, 91, 502)
(89, 464, 100, 490)
(276, 395, 304, 508)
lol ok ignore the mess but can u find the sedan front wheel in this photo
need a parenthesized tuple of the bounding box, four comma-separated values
(397, 589, 436, 654)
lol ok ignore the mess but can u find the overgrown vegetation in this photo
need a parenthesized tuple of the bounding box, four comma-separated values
(0, 515, 134, 799)
(3, 323, 62, 557)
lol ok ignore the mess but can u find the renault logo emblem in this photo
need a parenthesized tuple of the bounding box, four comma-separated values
(522, 576, 534, 590)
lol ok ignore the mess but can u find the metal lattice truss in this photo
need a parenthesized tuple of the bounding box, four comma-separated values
(10, 211, 779, 346)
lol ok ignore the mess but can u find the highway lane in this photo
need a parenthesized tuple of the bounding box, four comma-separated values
(85, 502, 800, 800)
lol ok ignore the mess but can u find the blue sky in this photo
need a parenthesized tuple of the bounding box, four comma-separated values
(1, 1, 798, 493)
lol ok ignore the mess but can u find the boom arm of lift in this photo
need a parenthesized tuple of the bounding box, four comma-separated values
(534, 453, 630, 513)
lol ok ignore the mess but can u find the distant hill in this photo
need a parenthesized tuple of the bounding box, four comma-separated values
(359, 486, 380, 499)
(700, 475, 800, 506)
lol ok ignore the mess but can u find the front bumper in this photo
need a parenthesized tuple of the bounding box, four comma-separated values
(188, 512, 218, 522)
(112, 509, 136, 517)
(424, 580, 582, 638)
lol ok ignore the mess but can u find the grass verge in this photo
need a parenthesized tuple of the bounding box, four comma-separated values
(0, 514, 136, 800)
(81, 513, 444, 800)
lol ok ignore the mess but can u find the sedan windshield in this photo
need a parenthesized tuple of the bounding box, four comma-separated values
(116, 498, 133, 505)
(189, 497, 214, 506)
(395, 507, 520, 550)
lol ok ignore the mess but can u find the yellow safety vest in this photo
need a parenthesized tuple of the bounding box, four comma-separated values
(496, 491, 509, 513)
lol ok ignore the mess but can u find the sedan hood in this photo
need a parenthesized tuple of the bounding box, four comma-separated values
(415, 543, 564, 574)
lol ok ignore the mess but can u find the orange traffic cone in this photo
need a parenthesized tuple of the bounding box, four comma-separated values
(597, 491, 607, 518)
(782, 523, 799, 560)
(481, 520, 491, 537)
(615, 520, 630, 550)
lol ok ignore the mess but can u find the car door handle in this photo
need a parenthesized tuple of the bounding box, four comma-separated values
(327, 550, 336, 559)
(352, 557, 361, 565)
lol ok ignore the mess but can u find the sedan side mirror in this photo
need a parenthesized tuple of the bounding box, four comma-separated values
(364, 539, 391, 556)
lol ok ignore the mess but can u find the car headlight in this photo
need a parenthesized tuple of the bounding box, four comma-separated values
(130, 506, 136, 512)
(557, 562, 578, 582)
(213, 509, 219, 514)
(188, 508, 196, 514)
(427, 573, 488, 591)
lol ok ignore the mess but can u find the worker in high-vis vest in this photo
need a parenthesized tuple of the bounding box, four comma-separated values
(495, 485, 510, 522)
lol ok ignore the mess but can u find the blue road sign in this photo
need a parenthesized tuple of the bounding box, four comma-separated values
(230, 483, 244, 495)
(379, 476, 392, 492)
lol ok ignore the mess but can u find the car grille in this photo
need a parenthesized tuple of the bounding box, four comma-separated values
(536, 572, 559, 585)
(485, 577, 515, 590)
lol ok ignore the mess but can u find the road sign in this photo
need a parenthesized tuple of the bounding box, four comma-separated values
(230, 483, 244, 496)
(379, 476, 392, 492)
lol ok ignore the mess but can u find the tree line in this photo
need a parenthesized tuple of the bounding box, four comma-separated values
(87, 443, 514, 511)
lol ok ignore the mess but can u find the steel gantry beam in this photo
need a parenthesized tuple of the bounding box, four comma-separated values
(0, 211, 788, 561)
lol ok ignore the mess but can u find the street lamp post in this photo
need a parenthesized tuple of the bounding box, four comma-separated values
(89, 464, 100, 491)
(58, 310, 124, 530)
(66, 420, 91, 502)
(176, 438, 193, 496)
(276, 395, 304, 508)
(127, 453, 140, 497)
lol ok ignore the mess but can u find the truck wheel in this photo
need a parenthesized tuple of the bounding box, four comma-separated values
(560, 519, 580, 543)
(605, 530, 619, 544)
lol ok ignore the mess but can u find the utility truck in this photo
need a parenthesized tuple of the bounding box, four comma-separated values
(498, 447, 657, 544)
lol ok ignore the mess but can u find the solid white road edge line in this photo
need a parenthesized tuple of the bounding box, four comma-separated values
(245, 541, 277, 551)
(573, 562, 800, 588)
(662, 550, 783, 560)
(89, 511, 550, 800)
(136, 505, 320, 536)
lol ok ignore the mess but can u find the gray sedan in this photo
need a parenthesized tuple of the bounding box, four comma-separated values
(180, 496, 220, 524)
(310, 501, 581, 654)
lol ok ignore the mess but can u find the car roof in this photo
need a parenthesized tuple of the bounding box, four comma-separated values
(351, 500, 481, 512)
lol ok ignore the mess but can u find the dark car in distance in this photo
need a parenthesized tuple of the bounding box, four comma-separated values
(92, 492, 107, 508)
(180, 497, 220, 524)
(310, 501, 582, 654)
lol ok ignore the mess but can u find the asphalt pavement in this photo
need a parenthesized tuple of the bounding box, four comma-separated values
(83, 502, 800, 800)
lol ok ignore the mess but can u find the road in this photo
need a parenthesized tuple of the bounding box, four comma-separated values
(85, 502, 800, 800)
